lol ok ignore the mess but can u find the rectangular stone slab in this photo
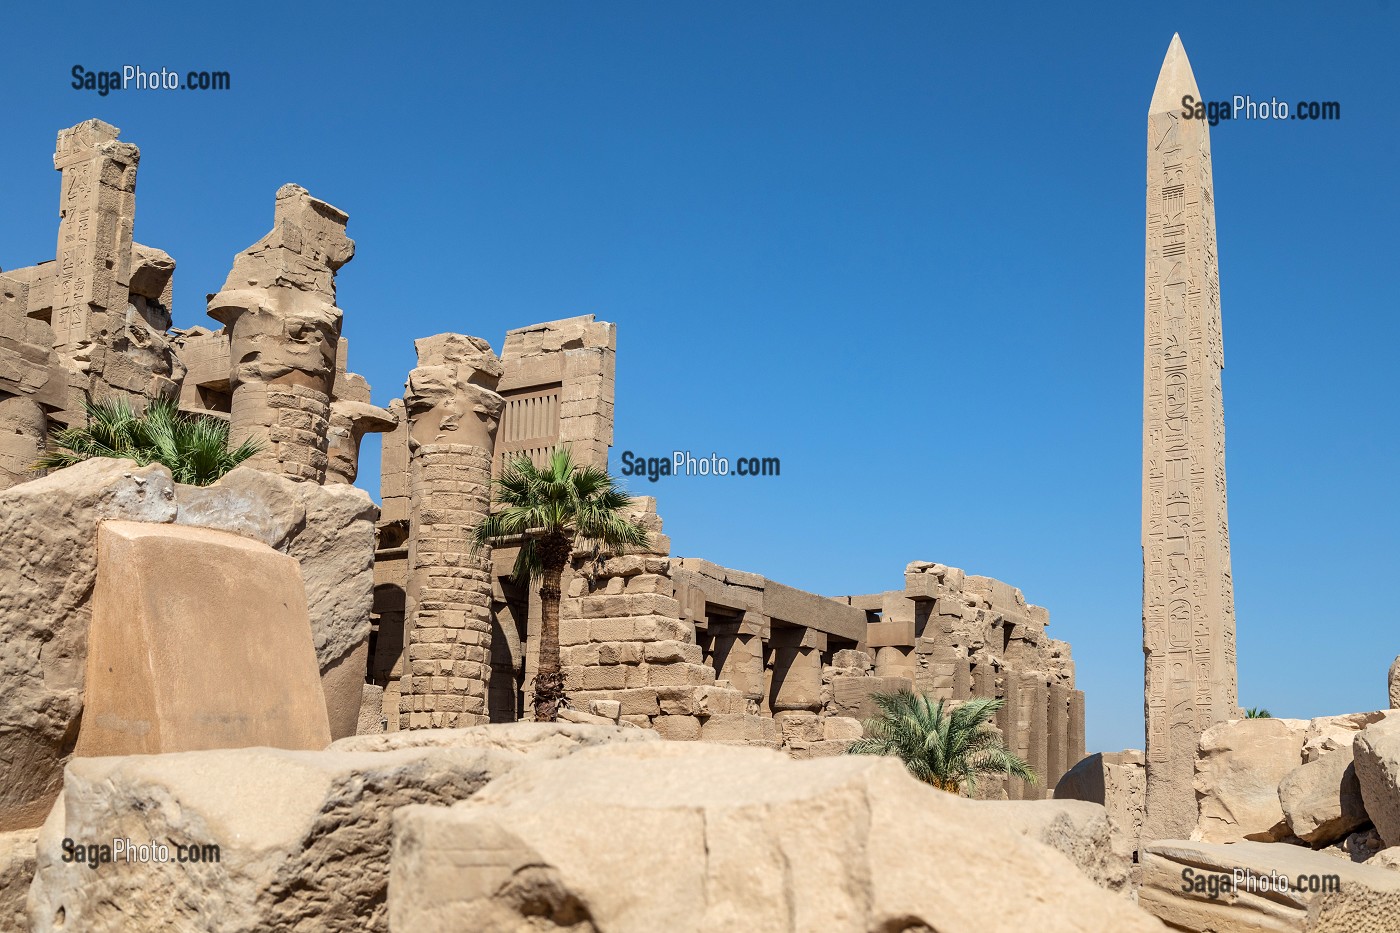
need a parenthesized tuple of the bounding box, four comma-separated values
(74, 520, 331, 757)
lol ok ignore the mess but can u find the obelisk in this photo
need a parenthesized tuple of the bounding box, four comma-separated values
(1142, 34, 1238, 841)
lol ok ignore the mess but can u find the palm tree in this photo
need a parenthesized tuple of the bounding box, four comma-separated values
(847, 690, 1036, 795)
(35, 397, 260, 486)
(1244, 706, 1272, 718)
(471, 448, 649, 722)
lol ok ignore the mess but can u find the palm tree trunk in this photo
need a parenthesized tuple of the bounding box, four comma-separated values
(532, 533, 571, 722)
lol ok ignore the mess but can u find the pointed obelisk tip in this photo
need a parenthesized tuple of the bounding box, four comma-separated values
(1149, 33, 1200, 115)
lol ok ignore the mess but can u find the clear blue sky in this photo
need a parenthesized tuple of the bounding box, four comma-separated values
(2, 2, 1395, 754)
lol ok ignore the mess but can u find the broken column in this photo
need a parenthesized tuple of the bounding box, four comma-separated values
(208, 184, 355, 483)
(325, 356, 397, 485)
(400, 334, 504, 729)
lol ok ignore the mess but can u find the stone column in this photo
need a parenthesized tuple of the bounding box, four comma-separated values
(998, 670, 1021, 800)
(51, 120, 137, 355)
(1069, 689, 1087, 768)
(770, 627, 824, 716)
(972, 662, 996, 701)
(1047, 682, 1071, 792)
(712, 623, 766, 705)
(1023, 673, 1048, 800)
(0, 396, 46, 490)
(399, 334, 503, 729)
(873, 646, 915, 681)
(1142, 34, 1238, 840)
(208, 185, 355, 483)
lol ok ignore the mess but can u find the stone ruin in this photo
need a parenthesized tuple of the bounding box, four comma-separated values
(0, 119, 1089, 824)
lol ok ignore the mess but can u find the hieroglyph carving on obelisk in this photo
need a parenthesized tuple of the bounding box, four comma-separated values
(1142, 34, 1238, 841)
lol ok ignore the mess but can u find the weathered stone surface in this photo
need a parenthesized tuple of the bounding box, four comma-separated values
(1280, 745, 1370, 846)
(173, 465, 378, 708)
(329, 720, 658, 755)
(1055, 749, 1146, 859)
(74, 521, 331, 758)
(1141, 33, 1238, 842)
(968, 799, 1130, 892)
(0, 828, 37, 933)
(0, 458, 176, 831)
(358, 684, 387, 735)
(207, 184, 354, 483)
(1304, 711, 1393, 764)
(1139, 839, 1400, 932)
(1194, 718, 1308, 843)
(1356, 716, 1400, 848)
(389, 742, 1164, 932)
(1391, 656, 1400, 710)
(29, 724, 647, 933)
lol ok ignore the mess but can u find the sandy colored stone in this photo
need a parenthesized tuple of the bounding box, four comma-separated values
(0, 459, 177, 831)
(1194, 717, 1308, 843)
(329, 721, 657, 755)
(1355, 716, 1400, 848)
(358, 684, 387, 735)
(1373, 849, 1400, 872)
(1280, 745, 1370, 846)
(73, 521, 331, 757)
(1304, 711, 1393, 763)
(1391, 657, 1400, 710)
(1139, 839, 1400, 932)
(389, 741, 1164, 932)
(174, 466, 379, 703)
(1055, 749, 1146, 859)
(1141, 34, 1238, 842)
(0, 828, 37, 933)
(29, 724, 647, 932)
(968, 799, 1130, 893)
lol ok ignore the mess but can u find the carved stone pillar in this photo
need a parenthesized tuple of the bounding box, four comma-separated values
(1048, 682, 1071, 791)
(769, 627, 824, 715)
(208, 185, 355, 483)
(399, 335, 503, 729)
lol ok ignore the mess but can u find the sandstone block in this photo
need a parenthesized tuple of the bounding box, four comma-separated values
(823, 716, 864, 742)
(1055, 750, 1146, 860)
(0, 459, 177, 831)
(1392, 656, 1400, 710)
(1280, 745, 1369, 846)
(75, 521, 332, 758)
(1139, 839, 1400, 932)
(1355, 716, 1400, 847)
(651, 714, 702, 741)
(700, 714, 781, 746)
(1194, 718, 1308, 843)
(388, 742, 1165, 932)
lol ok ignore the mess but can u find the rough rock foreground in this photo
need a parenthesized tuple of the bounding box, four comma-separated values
(24, 724, 1161, 932)
(0, 458, 377, 832)
(389, 739, 1159, 932)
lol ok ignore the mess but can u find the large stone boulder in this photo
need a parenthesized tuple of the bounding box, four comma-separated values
(1055, 749, 1146, 859)
(1304, 711, 1393, 763)
(0, 459, 177, 831)
(1194, 718, 1308, 843)
(1355, 716, 1400, 847)
(174, 466, 379, 739)
(28, 723, 656, 932)
(389, 742, 1165, 932)
(1139, 839, 1400, 932)
(1279, 745, 1370, 847)
(72, 521, 332, 757)
(967, 799, 1130, 892)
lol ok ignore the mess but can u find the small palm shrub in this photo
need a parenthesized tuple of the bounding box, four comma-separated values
(35, 397, 261, 486)
(847, 690, 1036, 795)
